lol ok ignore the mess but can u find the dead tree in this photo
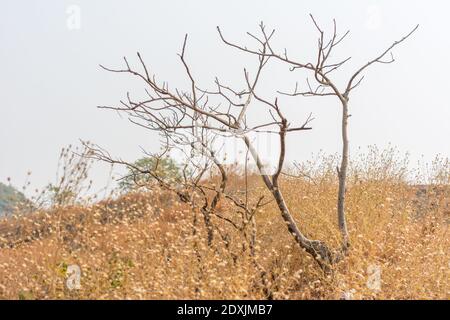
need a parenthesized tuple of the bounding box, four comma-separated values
(88, 17, 417, 270)
(218, 16, 418, 260)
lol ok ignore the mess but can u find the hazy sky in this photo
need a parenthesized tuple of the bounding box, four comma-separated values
(1, 1, 449, 193)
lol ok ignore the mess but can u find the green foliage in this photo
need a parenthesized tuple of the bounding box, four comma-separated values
(119, 157, 182, 191)
(108, 253, 134, 289)
(18, 290, 35, 300)
(0, 182, 28, 217)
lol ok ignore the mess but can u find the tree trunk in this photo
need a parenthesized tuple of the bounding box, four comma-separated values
(337, 101, 350, 250)
(243, 135, 333, 268)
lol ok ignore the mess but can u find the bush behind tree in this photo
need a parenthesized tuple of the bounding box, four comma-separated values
(119, 157, 183, 191)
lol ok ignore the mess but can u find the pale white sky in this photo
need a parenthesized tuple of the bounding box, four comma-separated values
(0, 1, 449, 193)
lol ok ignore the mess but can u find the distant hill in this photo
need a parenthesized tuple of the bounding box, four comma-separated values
(0, 183, 28, 217)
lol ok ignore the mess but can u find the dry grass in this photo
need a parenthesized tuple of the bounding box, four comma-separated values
(0, 149, 448, 300)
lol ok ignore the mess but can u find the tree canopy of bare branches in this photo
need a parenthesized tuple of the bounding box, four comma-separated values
(86, 16, 417, 271)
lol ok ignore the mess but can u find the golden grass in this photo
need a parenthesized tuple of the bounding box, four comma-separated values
(0, 150, 448, 300)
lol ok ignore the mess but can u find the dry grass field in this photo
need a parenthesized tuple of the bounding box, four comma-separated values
(0, 149, 448, 300)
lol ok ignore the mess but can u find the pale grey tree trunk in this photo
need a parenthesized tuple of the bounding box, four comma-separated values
(337, 100, 350, 250)
(243, 135, 333, 267)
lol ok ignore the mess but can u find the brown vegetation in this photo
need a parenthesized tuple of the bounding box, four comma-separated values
(0, 150, 448, 300)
